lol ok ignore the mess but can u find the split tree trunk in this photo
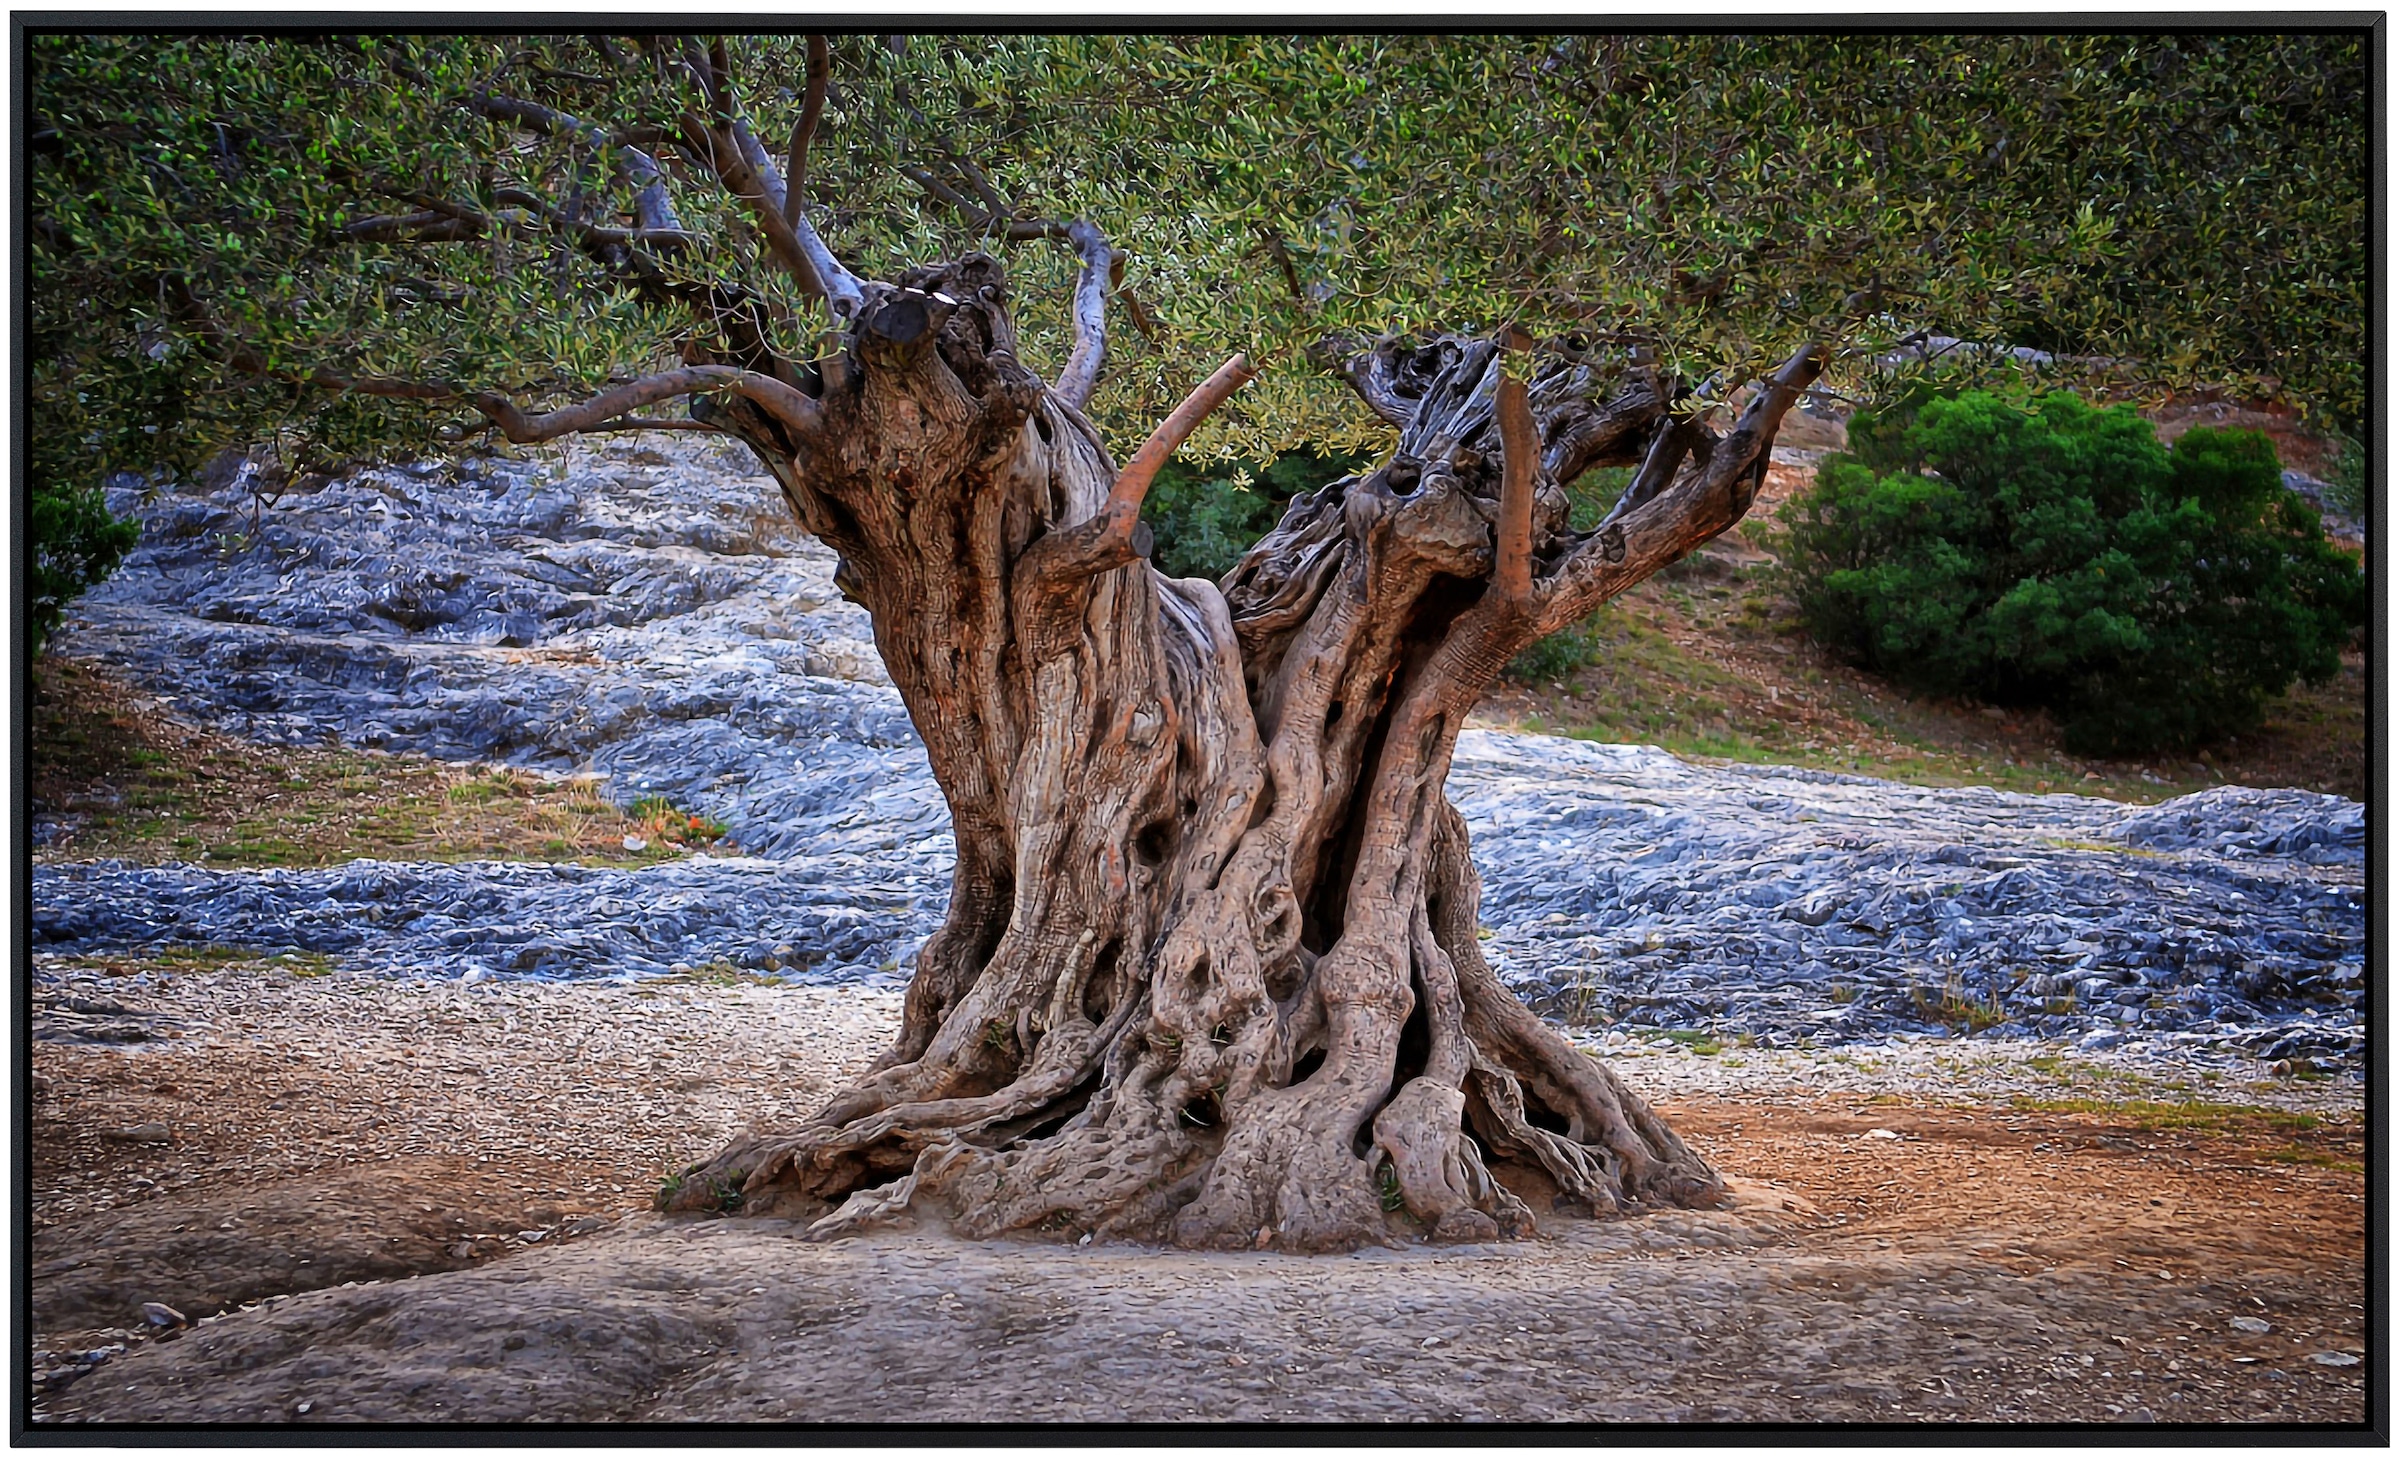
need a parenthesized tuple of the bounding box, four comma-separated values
(668, 252, 1817, 1251)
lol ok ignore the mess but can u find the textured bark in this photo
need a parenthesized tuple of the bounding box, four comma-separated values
(665, 252, 1815, 1251)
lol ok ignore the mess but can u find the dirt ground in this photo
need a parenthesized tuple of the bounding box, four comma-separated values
(27, 965, 2368, 1426)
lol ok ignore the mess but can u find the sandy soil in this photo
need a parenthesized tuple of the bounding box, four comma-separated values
(28, 962, 2367, 1426)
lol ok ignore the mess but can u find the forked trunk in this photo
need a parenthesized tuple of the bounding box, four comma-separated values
(668, 252, 1814, 1251)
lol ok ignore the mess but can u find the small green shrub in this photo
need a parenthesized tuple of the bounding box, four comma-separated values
(627, 794, 726, 846)
(29, 476, 140, 657)
(1776, 389, 2364, 754)
(1503, 620, 1600, 684)
(1141, 448, 1372, 581)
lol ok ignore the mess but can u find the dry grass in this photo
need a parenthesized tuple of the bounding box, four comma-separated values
(32, 655, 713, 869)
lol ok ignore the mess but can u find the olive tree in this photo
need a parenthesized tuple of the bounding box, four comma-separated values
(28, 29, 2366, 1247)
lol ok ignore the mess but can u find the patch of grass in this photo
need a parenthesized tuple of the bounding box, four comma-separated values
(2006, 1095, 2324, 1134)
(628, 794, 728, 848)
(2265, 1145, 2361, 1172)
(1660, 1030, 1724, 1056)
(1480, 556, 2359, 804)
(151, 943, 266, 972)
(642, 961, 788, 989)
(1912, 976, 2008, 1033)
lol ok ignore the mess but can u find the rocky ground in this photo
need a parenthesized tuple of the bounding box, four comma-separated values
(27, 963, 2369, 1425)
(26, 432, 2371, 1426)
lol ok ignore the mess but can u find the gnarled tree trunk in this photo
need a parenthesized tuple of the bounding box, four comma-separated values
(666, 250, 1820, 1251)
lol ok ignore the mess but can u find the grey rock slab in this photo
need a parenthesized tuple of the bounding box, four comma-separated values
(34, 857, 936, 989)
(46, 435, 2367, 1062)
(1447, 731, 2363, 1061)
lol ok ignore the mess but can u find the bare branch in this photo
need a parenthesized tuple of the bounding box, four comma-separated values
(1598, 411, 1705, 531)
(784, 34, 830, 223)
(952, 152, 1013, 221)
(1108, 252, 1159, 343)
(463, 91, 608, 148)
(492, 185, 694, 251)
(1022, 353, 1258, 584)
(1054, 220, 1113, 411)
(620, 147, 685, 235)
(337, 210, 486, 243)
(1493, 366, 1537, 608)
(471, 366, 819, 443)
(1258, 227, 1307, 306)
(900, 164, 984, 218)
(1108, 354, 1257, 527)
(531, 415, 729, 435)
(668, 39, 864, 320)
(464, 92, 689, 242)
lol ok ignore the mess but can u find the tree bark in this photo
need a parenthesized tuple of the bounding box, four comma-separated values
(665, 251, 1811, 1251)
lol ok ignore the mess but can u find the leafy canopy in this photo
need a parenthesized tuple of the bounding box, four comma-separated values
(31, 30, 2368, 490)
(1776, 389, 2365, 754)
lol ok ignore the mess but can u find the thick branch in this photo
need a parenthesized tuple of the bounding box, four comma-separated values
(492, 186, 695, 250)
(464, 92, 690, 242)
(1537, 342, 1824, 632)
(462, 91, 608, 148)
(677, 84, 863, 317)
(620, 147, 685, 236)
(1053, 221, 1113, 411)
(1110, 353, 1257, 527)
(1599, 410, 1705, 530)
(1316, 335, 1415, 429)
(731, 119, 790, 221)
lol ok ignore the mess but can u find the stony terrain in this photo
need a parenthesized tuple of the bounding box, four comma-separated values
(28, 432, 2370, 1427)
(37, 436, 2369, 1062)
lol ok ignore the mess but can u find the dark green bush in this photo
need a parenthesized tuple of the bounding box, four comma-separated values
(1777, 389, 2364, 754)
(1141, 449, 1371, 581)
(29, 475, 140, 658)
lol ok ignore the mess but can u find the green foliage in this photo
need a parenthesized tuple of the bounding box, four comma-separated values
(1141, 449, 1370, 580)
(27, 31, 2368, 510)
(1777, 389, 2365, 753)
(2324, 433, 2368, 521)
(29, 476, 141, 657)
